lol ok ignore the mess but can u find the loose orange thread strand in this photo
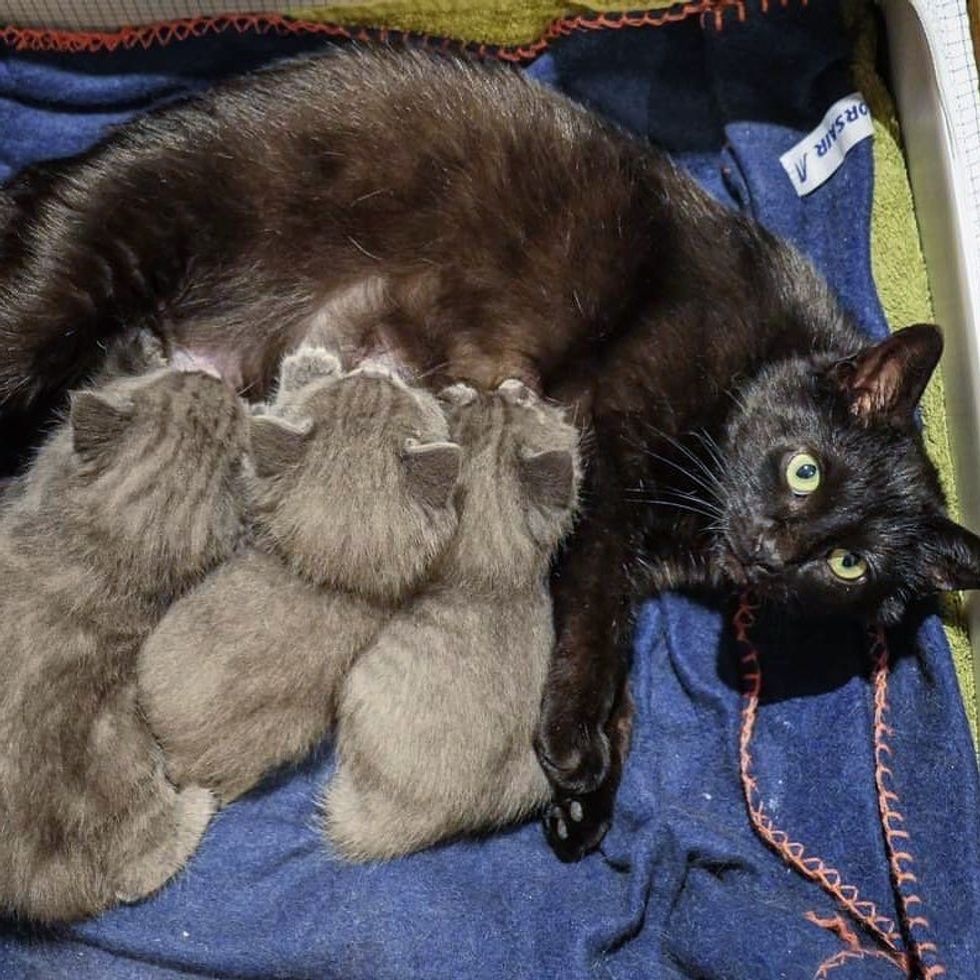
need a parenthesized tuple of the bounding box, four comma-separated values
(870, 629, 947, 979)
(736, 594, 908, 973)
(804, 912, 907, 977)
(814, 947, 908, 978)
(0, 0, 820, 58)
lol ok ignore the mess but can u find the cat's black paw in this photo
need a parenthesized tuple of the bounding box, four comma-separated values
(544, 792, 611, 863)
(535, 720, 610, 797)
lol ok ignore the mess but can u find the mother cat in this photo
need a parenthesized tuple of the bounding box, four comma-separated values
(2, 47, 978, 861)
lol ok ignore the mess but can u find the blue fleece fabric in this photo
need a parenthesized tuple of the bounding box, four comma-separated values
(1, 2, 978, 977)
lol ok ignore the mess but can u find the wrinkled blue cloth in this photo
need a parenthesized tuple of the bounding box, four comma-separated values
(1, 2, 978, 977)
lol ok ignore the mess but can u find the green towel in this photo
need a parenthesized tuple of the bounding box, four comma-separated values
(846, 0, 978, 744)
(292, 1, 682, 46)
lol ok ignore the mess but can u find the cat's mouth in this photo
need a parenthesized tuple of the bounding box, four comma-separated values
(718, 535, 782, 590)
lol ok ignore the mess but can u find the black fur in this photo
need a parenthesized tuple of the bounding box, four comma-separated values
(1, 48, 977, 861)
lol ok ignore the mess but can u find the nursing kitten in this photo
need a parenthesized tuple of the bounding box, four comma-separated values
(0, 351, 246, 922)
(3, 49, 980, 860)
(324, 379, 579, 860)
(138, 347, 461, 804)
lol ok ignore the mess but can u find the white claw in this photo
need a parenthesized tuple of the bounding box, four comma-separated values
(569, 801, 583, 823)
(439, 382, 478, 406)
(497, 378, 534, 405)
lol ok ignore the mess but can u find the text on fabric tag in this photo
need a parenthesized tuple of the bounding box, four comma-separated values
(779, 93, 873, 197)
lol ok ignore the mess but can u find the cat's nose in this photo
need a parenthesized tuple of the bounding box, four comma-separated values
(740, 521, 780, 570)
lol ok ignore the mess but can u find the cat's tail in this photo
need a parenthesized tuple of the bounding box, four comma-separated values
(0, 155, 183, 413)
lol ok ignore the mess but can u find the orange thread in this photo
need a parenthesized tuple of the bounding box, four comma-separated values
(736, 593, 908, 974)
(0, 0, 813, 58)
(805, 911, 860, 948)
(815, 947, 907, 978)
(805, 911, 907, 977)
(870, 629, 946, 980)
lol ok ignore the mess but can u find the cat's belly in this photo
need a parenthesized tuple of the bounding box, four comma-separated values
(174, 270, 582, 403)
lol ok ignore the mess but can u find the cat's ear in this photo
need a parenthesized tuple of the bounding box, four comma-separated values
(70, 390, 135, 464)
(402, 439, 462, 509)
(924, 516, 980, 592)
(832, 324, 942, 424)
(249, 415, 314, 477)
(279, 347, 342, 396)
(520, 448, 577, 511)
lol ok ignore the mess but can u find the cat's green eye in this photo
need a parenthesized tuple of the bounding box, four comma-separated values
(785, 452, 821, 495)
(827, 548, 868, 582)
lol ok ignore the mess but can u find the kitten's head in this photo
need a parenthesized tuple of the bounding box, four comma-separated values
(717, 324, 980, 622)
(442, 379, 580, 588)
(248, 347, 460, 599)
(66, 360, 247, 591)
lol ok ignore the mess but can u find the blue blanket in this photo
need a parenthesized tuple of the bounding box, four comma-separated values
(1, 3, 978, 977)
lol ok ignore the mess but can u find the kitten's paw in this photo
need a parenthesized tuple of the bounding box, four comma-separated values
(353, 359, 396, 381)
(439, 382, 478, 406)
(534, 718, 610, 797)
(114, 786, 216, 903)
(544, 789, 612, 863)
(497, 378, 537, 406)
(280, 346, 342, 393)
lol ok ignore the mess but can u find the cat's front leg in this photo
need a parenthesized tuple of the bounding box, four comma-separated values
(544, 679, 633, 862)
(535, 502, 636, 859)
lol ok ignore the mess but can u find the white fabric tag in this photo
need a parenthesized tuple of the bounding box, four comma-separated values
(779, 93, 874, 197)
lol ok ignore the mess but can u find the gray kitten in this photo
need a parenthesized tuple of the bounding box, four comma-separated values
(0, 354, 247, 922)
(323, 379, 580, 861)
(138, 347, 462, 805)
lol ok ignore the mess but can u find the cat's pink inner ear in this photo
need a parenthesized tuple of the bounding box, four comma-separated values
(520, 449, 576, 510)
(402, 441, 462, 509)
(249, 415, 313, 478)
(842, 324, 942, 422)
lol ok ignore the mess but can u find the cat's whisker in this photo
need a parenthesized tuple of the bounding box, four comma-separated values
(415, 360, 451, 383)
(725, 386, 749, 415)
(653, 486, 722, 516)
(691, 428, 725, 472)
(636, 446, 723, 504)
(626, 495, 720, 520)
(639, 423, 724, 499)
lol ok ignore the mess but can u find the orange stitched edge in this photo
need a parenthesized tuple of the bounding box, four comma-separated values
(870, 629, 947, 979)
(735, 594, 908, 972)
(0, 0, 799, 58)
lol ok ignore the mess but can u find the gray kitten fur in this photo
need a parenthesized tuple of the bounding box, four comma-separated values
(138, 347, 462, 805)
(323, 379, 580, 861)
(0, 357, 247, 922)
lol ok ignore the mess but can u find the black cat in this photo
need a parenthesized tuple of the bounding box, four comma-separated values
(1, 47, 977, 860)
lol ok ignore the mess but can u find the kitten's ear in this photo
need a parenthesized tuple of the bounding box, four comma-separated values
(925, 516, 980, 592)
(249, 415, 314, 477)
(520, 449, 576, 511)
(279, 347, 341, 396)
(70, 390, 135, 464)
(402, 440, 462, 509)
(832, 324, 942, 424)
